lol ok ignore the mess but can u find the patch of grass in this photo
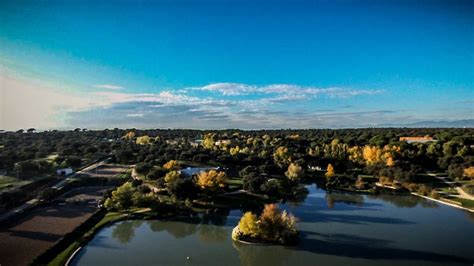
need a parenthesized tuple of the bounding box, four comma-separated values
(0, 175, 31, 190)
(225, 178, 243, 185)
(443, 196, 474, 209)
(225, 177, 243, 190)
(117, 169, 132, 179)
(438, 187, 458, 194)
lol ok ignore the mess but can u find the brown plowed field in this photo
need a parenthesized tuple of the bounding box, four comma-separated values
(0, 187, 107, 266)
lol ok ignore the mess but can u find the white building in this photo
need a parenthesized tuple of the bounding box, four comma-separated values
(56, 168, 74, 176)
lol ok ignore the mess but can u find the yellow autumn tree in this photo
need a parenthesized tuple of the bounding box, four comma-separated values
(229, 146, 240, 156)
(285, 163, 304, 181)
(136, 135, 151, 145)
(325, 164, 335, 179)
(163, 160, 179, 170)
(385, 154, 395, 167)
(196, 170, 227, 194)
(202, 133, 216, 149)
(237, 212, 259, 237)
(273, 146, 291, 167)
(259, 204, 297, 240)
(464, 166, 474, 179)
(123, 131, 136, 140)
(363, 146, 382, 165)
(362, 145, 399, 166)
(287, 134, 300, 140)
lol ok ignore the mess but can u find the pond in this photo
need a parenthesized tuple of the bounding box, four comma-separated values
(72, 184, 474, 266)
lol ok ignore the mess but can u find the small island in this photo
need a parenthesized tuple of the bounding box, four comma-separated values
(232, 204, 299, 245)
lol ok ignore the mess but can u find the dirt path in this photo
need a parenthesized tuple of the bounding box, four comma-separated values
(455, 187, 474, 201)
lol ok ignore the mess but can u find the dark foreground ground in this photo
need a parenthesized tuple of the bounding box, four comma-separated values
(0, 187, 108, 266)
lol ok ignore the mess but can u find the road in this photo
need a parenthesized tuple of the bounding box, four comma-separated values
(0, 158, 110, 223)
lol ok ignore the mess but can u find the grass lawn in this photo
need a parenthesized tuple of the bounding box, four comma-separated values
(225, 177, 243, 190)
(0, 175, 32, 191)
(358, 174, 377, 180)
(438, 187, 459, 194)
(117, 169, 132, 179)
(443, 196, 474, 209)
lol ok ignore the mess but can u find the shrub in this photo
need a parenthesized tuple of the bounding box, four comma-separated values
(163, 160, 180, 170)
(417, 184, 431, 196)
(355, 176, 366, 189)
(146, 167, 168, 180)
(243, 173, 266, 193)
(430, 190, 440, 199)
(135, 162, 152, 175)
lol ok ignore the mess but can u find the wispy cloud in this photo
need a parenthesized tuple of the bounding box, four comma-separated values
(126, 113, 144, 118)
(93, 84, 124, 90)
(192, 83, 384, 99)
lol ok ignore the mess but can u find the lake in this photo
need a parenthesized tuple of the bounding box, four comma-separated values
(72, 184, 474, 266)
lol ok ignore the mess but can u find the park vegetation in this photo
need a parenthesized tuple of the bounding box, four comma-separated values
(1, 128, 473, 211)
(232, 203, 298, 245)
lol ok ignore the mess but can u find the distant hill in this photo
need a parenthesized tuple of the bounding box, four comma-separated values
(381, 119, 474, 128)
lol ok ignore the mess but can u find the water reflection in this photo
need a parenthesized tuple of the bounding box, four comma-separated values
(111, 212, 232, 244)
(148, 219, 198, 239)
(366, 194, 438, 209)
(201, 211, 229, 226)
(197, 223, 227, 243)
(232, 241, 293, 266)
(325, 192, 364, 209)
(111, 220, 144, 244)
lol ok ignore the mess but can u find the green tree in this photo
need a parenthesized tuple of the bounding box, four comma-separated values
(105, 182, 136, 210)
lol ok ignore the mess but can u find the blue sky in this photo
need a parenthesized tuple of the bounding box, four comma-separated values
(0, 0, 472, 129)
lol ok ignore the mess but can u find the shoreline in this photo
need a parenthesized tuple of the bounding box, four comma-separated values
(411, 193, 474, 213)
(374, 183, 473, 213)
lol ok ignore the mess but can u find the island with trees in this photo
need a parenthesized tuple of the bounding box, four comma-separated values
(232, 204, 299, 245)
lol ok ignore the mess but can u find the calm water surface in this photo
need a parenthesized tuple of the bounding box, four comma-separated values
(73, 185, 474, 266)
